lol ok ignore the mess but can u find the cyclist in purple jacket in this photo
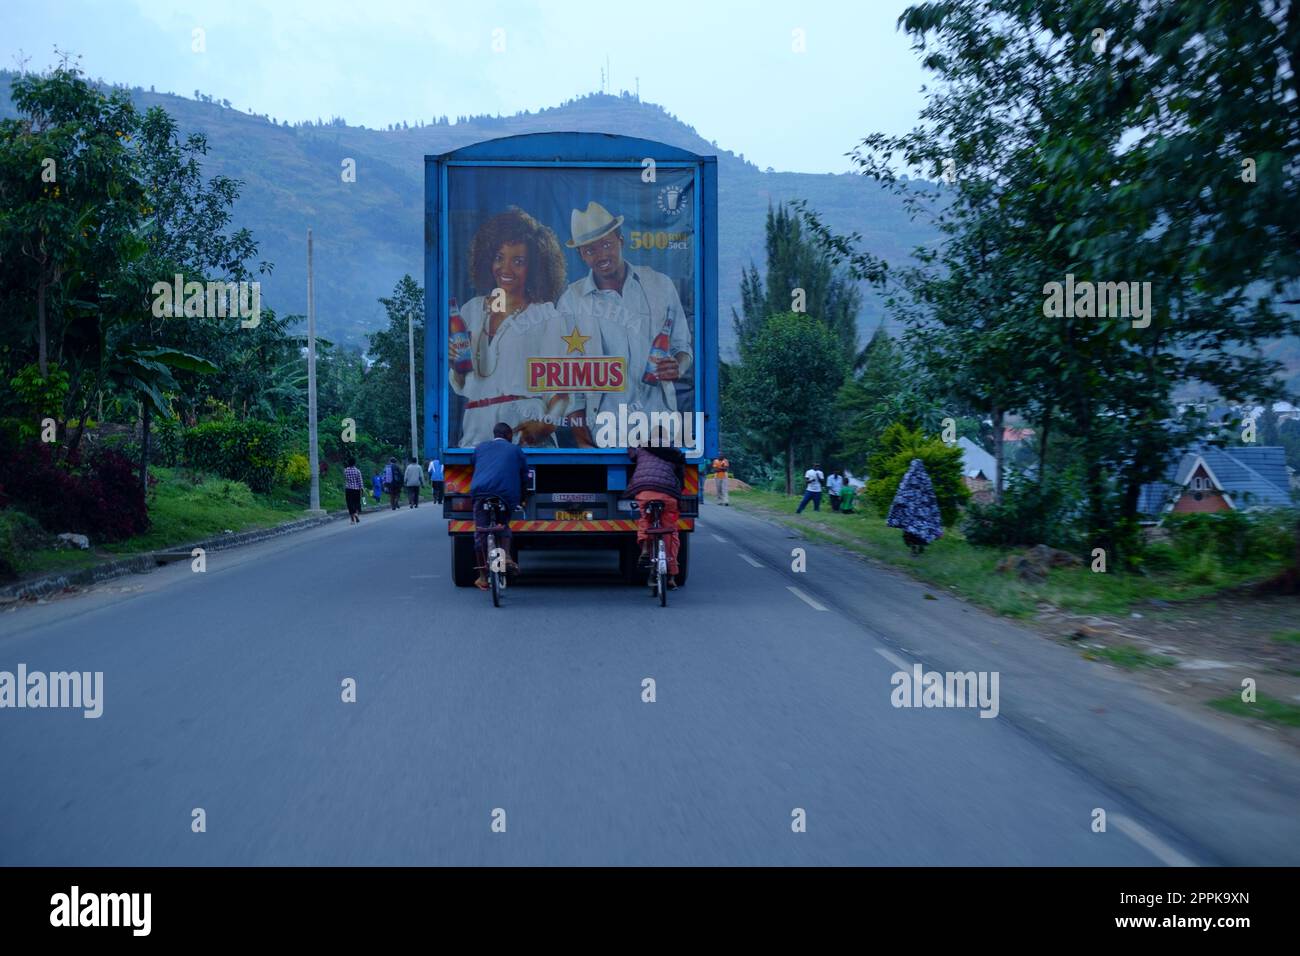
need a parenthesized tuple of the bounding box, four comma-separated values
(626, 428, 685, 586)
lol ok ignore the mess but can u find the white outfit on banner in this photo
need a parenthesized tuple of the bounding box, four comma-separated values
(451, 296, 561, 447)
(555, 264, 693, 429)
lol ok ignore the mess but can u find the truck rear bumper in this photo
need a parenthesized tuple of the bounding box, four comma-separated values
(447, 519, 695, 534)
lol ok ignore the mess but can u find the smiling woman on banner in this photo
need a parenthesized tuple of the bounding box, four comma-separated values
(449, 208, 570, 447)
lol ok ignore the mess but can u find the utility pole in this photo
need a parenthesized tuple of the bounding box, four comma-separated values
(306, 228, 322, 513)
(407, 311, 419, 467)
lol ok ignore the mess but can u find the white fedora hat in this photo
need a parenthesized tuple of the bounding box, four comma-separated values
(566, 201, 624, 248)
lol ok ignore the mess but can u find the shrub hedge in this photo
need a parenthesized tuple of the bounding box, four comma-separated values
(183, 420, 285, 493)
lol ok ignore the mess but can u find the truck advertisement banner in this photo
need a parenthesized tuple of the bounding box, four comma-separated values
(444, 164, 700, 452)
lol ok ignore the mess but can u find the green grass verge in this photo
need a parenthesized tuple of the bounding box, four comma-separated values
(1081, 645, 1178, 669)
(1207, 693, 1300, 727)
(9, 467, 345, 579)
(1270, 630, 1300, 645)
(728, 488, 1279, 619)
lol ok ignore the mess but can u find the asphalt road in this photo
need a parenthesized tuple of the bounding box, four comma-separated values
(2, 498, 1296, 865)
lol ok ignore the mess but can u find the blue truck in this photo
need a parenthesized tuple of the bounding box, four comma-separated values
(424, 132, 719, 586)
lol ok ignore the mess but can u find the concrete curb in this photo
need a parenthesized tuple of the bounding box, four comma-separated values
(0, 511, 348, 602)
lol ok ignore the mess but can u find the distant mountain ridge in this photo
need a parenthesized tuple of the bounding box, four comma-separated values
(2, 73, 1296, 393)
(0, 74, 933, 356)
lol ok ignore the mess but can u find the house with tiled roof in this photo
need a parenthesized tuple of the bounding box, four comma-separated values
(1137, 445, 1293, 523)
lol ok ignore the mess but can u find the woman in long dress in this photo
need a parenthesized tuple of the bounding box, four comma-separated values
(450, 208, 570, 447)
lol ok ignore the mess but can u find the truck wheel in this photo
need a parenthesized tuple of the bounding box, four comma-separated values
(674, 533, 690, 587)
(619, 540, 645, 585)
(451, 536, 477, 587)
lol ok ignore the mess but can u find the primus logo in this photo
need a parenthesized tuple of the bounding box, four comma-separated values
(151, 273, 261, 328)
(527, 357, 626, 392)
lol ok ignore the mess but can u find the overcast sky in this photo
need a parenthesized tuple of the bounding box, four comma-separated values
(3, 0, 930, 173)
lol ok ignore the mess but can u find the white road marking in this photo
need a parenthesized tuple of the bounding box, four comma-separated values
(873, 648, 955, 706)
(1112, 815, 1197, 867)
(739, 554, 763, 568)
(874, 647, 912, 671)
(711, 534, 728, 543)
(786, 586, 827, 611)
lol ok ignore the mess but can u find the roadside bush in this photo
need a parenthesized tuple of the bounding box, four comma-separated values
(90, 447, 150, 540)
(282, 452, 311, 487)
(1164, 510, 1295, 570)
(100, 432, 141, 463)
(0, 509, 52, 580)
(964, 472, 1080, 551)
(0, 441, 82, 533)
(1185, 550, 1225, 586)
(6, 365, 70, 441)
(865, 423, 968, 526)
(1139, 542, 1180, 573)
(151, 418, 183, 467)
(0, 440, 148, 543)
(183, 420, 285, 493)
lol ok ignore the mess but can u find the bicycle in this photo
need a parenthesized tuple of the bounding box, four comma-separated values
(477, 496, 511, 607)
(635, 499, 673, 607)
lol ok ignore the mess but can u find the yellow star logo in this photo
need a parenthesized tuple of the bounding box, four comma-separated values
(561, 326, 591, 355)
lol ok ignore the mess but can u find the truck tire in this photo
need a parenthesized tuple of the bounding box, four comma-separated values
(619, 539, 645, 585)
(451, 536, 477, 587)
(675, 533, 690, 587)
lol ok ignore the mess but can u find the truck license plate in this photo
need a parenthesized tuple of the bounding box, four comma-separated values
(555, 511, 588, 520)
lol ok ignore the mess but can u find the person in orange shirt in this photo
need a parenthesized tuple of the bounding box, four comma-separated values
(711, 455, 730, 506)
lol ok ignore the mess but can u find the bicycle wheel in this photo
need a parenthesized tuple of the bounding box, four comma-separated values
(657, 539, 667, 607)
(488, 533, 501, 607)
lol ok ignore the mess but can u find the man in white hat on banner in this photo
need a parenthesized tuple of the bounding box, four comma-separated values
(556, 201, 693, 442)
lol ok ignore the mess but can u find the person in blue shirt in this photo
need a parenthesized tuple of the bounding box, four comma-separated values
(384, 456, 403, 511)
(371, 473, 384, 502)
(427, 457, 445, 504)
(469, 423, 530, 589)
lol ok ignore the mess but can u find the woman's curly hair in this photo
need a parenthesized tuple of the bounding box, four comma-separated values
(469, 207, 566, 304)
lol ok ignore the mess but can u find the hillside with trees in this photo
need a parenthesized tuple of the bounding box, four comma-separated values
(0, 74, 939, 357)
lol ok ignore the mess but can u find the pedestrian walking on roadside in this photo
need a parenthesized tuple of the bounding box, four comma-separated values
(711, 454, 730, 505)
(795, 463, 825, 514)
(428, 457, 445, 504)
(371, 472, 383, 503)
(343, 456, 364, 524)
(384, 457, 403, 511)
(887, 459, 945, 555)
(403, 456, 425, 508)
(826, 470, 845, 512)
